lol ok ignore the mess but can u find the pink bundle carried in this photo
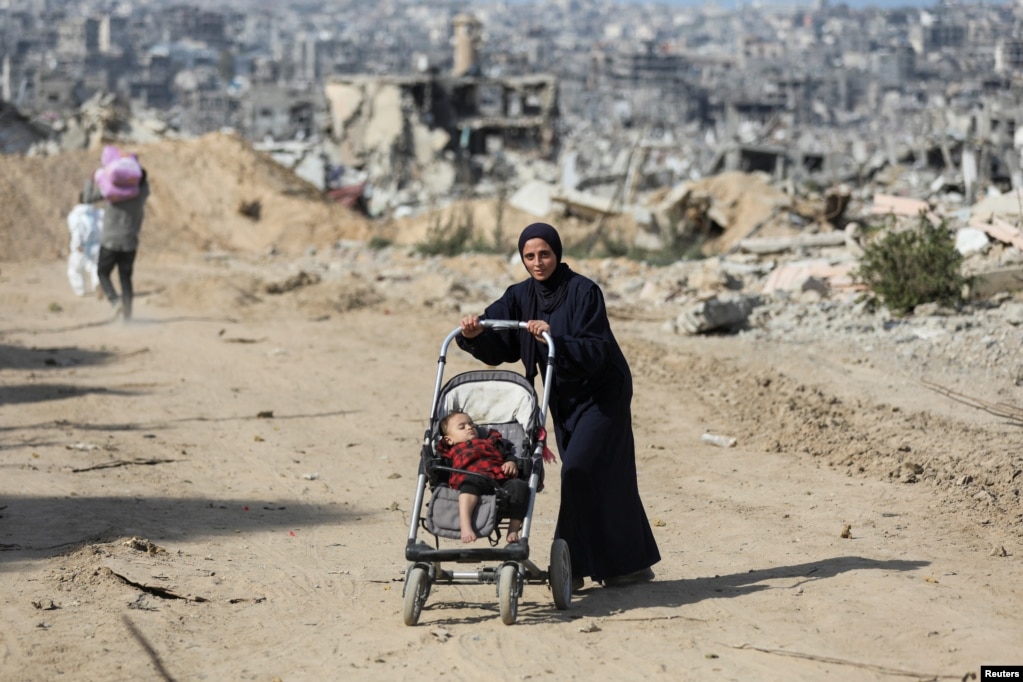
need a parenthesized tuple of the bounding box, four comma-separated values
(94, 146, 143, 202)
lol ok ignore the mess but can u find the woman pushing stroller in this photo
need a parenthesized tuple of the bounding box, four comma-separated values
(457, 222, 660, 590)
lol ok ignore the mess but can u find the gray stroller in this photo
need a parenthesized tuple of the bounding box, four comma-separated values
(402, 320, 572, 625)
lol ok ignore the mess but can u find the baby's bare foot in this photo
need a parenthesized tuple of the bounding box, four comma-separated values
(461, 530, 477, 543)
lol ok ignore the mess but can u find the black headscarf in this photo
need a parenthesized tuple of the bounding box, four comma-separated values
(518, 222, 562, 260)
(518, 223, 572, 379)
(519, 222, 571, 313)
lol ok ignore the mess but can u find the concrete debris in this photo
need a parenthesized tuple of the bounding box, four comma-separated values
(701, 433, 737, 448)
(971, 193, 1023, 225)
(968, 216, 1023, 252)
(968, 267, 1023, 299)
(762, 260, 857, 295)
(871, 194, 931, 218)
(738, 232, 849, 255)
(674, 295, 761, 335)
(510, 180, 554, 218)
(550, 187, 621, 221)
(5, 8, 1023, 341)
(24, 91, 179, 157)
(955, 228, 991, 257)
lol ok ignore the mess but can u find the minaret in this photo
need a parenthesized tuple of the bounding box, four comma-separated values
(451, 13, 482, 77)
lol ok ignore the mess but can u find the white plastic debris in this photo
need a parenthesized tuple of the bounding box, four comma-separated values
(701, 433, 737, 448)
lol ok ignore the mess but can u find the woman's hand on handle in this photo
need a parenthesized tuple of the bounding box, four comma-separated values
(460, 315, 483, 339)
(525, 320, 550, 342)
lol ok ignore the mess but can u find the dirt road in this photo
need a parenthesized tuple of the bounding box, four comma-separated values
(1, 254, 1020, 682)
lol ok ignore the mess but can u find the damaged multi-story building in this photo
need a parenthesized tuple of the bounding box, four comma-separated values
(322, 12, 560, 212)
(4, 0, 1023, 220)
(563, 0, 1023, 207)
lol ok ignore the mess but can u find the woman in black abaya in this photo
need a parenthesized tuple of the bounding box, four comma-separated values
(457, 222, 660, 589)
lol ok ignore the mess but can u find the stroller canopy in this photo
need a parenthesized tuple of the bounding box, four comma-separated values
(433, 369, 540, 450)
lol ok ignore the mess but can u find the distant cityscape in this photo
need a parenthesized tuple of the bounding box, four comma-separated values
(1, 0, 1021, 211)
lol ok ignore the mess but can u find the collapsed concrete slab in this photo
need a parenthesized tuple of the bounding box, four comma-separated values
(550, 187, 620, 220)
(509, 180, 554, 217)
(968, 266, 1023, 298)
(968, 215, 1023, 251)
(674, 294, 761, 335)
(738, 232, 849, 255)
(321, 20, 560, 213)
(871, 194, 931, 218)
(761, 258, 859, 296)
(971, 192, 1023, 224)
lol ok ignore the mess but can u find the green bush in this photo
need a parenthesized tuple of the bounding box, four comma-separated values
(569, 213, 709, 263)
(853, 214, 967, 314)
(416, 200, 509, 256)
(416, 204, 476, 256)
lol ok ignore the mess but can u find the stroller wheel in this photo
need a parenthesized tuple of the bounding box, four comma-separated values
(403, 565, 430, 626)
(498, 563, 520, 625)
(548, 538, 572, 610)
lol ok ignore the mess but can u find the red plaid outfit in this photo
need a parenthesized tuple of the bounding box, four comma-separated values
(439, 429, 512, 490)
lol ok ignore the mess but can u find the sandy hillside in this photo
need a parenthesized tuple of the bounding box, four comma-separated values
(0, 133, 605, 263)
(1, 140, 1021, 681)
(0, 133, 379, 261)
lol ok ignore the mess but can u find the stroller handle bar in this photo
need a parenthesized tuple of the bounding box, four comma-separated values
(434, 320, 555, 428)
(479, 319, 526, 332)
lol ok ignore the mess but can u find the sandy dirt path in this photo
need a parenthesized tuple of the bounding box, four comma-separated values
(1, 256, 1020, 682)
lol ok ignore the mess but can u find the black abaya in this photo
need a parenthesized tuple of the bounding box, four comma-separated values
(456, 268, 660, 581)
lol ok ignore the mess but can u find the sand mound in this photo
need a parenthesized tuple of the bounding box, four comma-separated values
(1, 132, 375, 263)
(2, 134, 799, 266)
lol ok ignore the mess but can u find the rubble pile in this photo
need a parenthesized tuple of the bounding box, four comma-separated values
(154, 231, 1020, 525)
(184, 222, 1021, 396)
(27, 92, 176, 157)
(3, 115, 1022, 532)
(3, 93, 1022, 397)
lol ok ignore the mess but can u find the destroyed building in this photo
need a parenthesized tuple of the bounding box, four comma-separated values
(3, 0, 1023, 228)
(322, 12, 560, 215)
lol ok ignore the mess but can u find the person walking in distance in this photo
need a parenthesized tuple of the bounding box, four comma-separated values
(81, 154, 150, 322)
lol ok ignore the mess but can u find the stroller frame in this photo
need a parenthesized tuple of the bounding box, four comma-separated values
(403, 320, 572, 625)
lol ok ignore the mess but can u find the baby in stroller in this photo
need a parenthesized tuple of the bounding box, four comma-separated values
(403, 331, 571, 627)
(437, 410, 530, 543)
